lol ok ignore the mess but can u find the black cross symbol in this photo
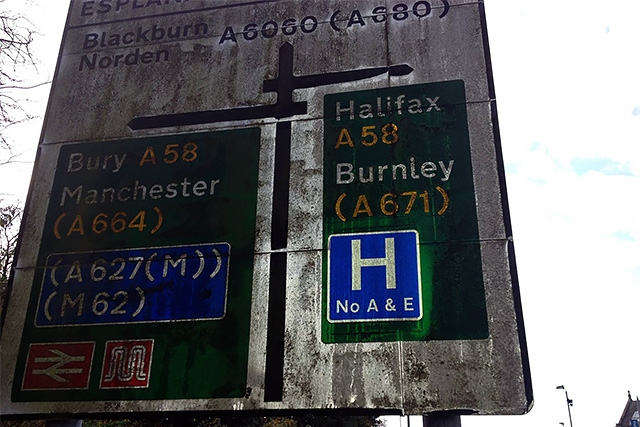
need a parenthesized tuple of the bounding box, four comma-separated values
(129, 42, 413, 401)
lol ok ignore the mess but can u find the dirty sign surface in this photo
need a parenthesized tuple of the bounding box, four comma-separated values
(0, 0, 532, 417)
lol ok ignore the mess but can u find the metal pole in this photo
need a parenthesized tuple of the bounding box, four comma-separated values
(46, 420, 82, 427)
(564, 390, 574, 427)
(557, 385, 574, 427)
(423, 414, 461, 427)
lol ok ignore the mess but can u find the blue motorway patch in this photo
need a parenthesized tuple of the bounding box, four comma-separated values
(35, 243, 230, 326)
(327, 230, 422, 323)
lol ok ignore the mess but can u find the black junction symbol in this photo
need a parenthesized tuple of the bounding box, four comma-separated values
(129, 42, 413, 402)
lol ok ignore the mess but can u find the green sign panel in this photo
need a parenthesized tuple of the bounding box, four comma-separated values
(322, 81, 489, 343)
(12, 129, 260, 401)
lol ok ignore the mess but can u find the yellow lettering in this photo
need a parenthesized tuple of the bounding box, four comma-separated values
(352, 194, 373, 218)
(67, 215, 85, 236)
(335, 128, 354, 149)
(139, 146, 157, 166)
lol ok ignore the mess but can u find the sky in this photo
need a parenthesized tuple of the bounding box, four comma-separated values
(1, 1, 639, 427)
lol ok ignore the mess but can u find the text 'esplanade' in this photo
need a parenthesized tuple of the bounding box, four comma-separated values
(80, 0, 190, 16)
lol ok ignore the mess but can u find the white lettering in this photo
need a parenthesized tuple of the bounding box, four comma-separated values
(439, 160, 454, 181)
(351, 237, 396, 291)
(404, 297, 414, 311)
(335, 158, 453, 185)
(332, 93, 443, 121)
(335, 100, 354, 121)
(336, 163, 355, 184)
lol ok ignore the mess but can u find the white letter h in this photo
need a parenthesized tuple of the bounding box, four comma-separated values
(351, 238, 397, 291)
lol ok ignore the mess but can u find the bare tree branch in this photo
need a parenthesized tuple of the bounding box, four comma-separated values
(0, 200, 22, 284)
(0, 0, 41, 159)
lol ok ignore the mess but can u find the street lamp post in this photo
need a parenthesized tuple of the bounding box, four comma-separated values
(556, 385, 574, 427)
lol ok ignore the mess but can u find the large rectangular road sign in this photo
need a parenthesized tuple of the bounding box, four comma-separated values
(1, 0, 532, 418)
(322, 81, 488, 343)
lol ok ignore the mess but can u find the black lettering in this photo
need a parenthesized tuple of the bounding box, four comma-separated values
(83, 33, 99, 49)
(108, 33, 120, 47)
(125, 49, 140, 65)
(372, 6, 387, 23)
(282, 18, 296, 35)
(152, 24, 165, 40)
(167, 26, 181, 38)
(219, 26, 237, 44)
(98, 0, 112, 13)
(261, 21, 278, 38)
(413, 1, 431, 17)
(244, 23, 258, 40)
(156, 49, 169, 62)
(141, 51, 154, 63)
(81, 1, 95, 16)
(80, 54, 97, 71)
(113, 53, 124, 66)
(439, 0, 450, 18)
(79, 49, 168, 71)
(330, 10, 342, 32)
(99, 56, 112, 68)
(84, 0, 193, 16)
(122, 32, 135, 44)
(347, 9, 366, 28)
(136, 26, 150, 42)
(392, 3, 409, 20)
(300, 16, 317, 33)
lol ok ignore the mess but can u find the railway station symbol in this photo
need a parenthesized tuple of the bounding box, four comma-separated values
(22, 342, 95, 390)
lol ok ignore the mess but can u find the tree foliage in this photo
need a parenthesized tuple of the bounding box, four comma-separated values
(0, 0, 38, 161)
(80, 416, 384, 427)
(0, 201, 21, 308)
(0, 0, 38, 315)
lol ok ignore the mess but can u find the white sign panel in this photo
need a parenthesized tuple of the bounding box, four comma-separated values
(1, 0, 532, 417)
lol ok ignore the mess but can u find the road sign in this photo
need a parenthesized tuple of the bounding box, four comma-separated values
(10, 129, 261, 402)
(322, 81, 488, 343)
(1, 0, 532, 418)
(37, 243, 230, 326)
(327, 230, 423, 324)
(22, 342, 95, 391)
(100, 339, 154, 389)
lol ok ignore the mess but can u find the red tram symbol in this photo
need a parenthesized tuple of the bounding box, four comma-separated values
(100, 339, 154, 389)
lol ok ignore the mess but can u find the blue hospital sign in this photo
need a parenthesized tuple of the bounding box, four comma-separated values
(327, 230, 422, 323)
